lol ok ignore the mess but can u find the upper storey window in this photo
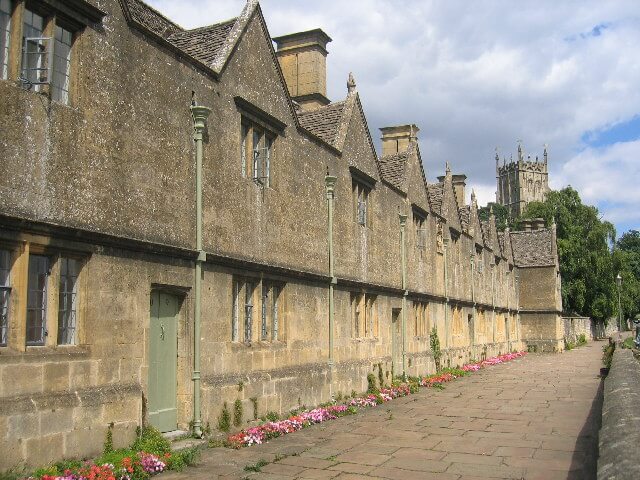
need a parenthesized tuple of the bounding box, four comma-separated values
(241, 119, 274, 188)
(1, 0, 105, 104)
(353, 180, 369, 226)
(0, 0, 11, 80)
(235, 97, 286, 189)
(412, 208, 427, 251)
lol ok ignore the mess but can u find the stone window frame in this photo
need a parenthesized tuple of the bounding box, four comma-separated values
(350, 292, 378, 340)
(412, 300, 429, 339)
(240, 118, 276, 188)
(1, 0, 105, 105)
(349, 167, 376, 230)
(0, 240, 87, 351)
(412, 206, 427, 253)
(232, 276, 286, 345)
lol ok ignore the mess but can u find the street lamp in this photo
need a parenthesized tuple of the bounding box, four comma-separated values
(616, 273, 623, 342)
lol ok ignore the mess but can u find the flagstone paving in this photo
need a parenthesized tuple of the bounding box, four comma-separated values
(162, 341, 605, 479)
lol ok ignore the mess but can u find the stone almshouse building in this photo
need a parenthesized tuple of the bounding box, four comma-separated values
(0, 0, 564, 468)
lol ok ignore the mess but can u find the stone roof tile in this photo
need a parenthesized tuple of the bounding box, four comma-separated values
(459, 206, 470, 231)
(124, 0, 182, 38)
(427, 183, 444, 215)
(167, 19, 237, 66)
(510, 228, 556, 267)
(297, 102, 346, 146)
(378, 151, 409, 191)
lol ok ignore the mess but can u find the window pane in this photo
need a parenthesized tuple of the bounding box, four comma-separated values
(244, 282, 253, 342)
(58, 258, 79, 345)
(272, 286, 279, 341)
(232, 281, 240, 341)
(261, 284, 268, 340)
(0, 249, 10, 346)
(22, 10, 47, 90)
(52, 25, 72, 104)
(0, 0, 11, 80)
(27, 255, 48, 345)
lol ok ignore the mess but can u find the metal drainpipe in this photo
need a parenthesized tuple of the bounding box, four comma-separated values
(470, 253, 476, 346)
(443, 237, 449, 349)
(190, 104, 211, 438)
(325, 174, 337, 365)
(491, 265, 496, 344)
(399, 214, 408, 377)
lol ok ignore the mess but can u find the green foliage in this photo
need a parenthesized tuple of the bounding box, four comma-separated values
(564, 339, 575, 350)
(602, 343, 615, 369)
(622, 337, 635, 349)
(335, 391, 343, 402)
(218, 402, 231, 432)
(166, 447, 200, 471)
(244, 459, 269, 472)
(0, 468, 25, 480)
(131, 426, 171, 456)
(615, 230, 640, 320)
(520, 187, 629, 321)
(430, 327, 442, 372)
(265, 411, 279, 422)
(233, 399, 243, 427)
(478, 202, 511, 232)
(103, 423, 114, 454)
(578, 333, 587, 345)
(250, 396, 258, 420)
(377, 363, 384, 389)
(366, 373, 378, 393)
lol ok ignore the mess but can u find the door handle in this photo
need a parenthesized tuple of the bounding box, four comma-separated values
(160, 324, 165, 340)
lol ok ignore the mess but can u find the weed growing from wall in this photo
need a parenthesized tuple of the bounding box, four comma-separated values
(430, 327, 442, 372)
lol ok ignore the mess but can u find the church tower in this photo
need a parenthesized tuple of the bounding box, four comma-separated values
(496, 142, 550, 218)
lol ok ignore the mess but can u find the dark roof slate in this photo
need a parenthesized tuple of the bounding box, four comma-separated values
(427, 183, 444, 215)
(297, 102, 346, 146)
(167, 19, 237, 66)
(125, 0, 182, 38)
(459, 206, 470, 231)
(378, 151, 409, 191)
(510, 228, 556, 267)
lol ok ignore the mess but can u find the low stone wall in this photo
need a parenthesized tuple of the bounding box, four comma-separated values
(597, 347, 640, 480)
(563, 316, 593, 343)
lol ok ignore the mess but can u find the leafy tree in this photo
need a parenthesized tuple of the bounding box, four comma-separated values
(477, 202, 510, 231)
(615, 230, 640, 320)
(520, 187, 619, 322)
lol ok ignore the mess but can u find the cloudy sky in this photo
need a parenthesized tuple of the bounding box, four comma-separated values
(148, 0, 640, 236)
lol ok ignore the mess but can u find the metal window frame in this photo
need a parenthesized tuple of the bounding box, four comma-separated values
(244, 282, 254, 343)
(21, 36, 53, 87)
(232, 280, 240, 341)
(57, 257, 79, 345)
(26, 254, 49, 346)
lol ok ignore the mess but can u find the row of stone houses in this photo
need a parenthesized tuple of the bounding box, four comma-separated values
(0, 0, 564, 468)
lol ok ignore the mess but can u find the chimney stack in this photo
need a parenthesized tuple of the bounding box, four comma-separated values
(437, 172, 467, 206)
(273, 29, 332, 111)
(379, 124, 419, 157)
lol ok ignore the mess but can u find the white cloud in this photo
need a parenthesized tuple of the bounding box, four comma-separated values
(148, 0, 640, 232)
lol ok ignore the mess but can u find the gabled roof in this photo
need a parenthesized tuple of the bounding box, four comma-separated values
(510, 228, 556, 267)
(459, 206, 470, 232)
(167, 20, 237, 65)
(378, 147, 412, 192)
(427, 183, 444, 216)
(297, 101, 346, 147)
(120, 0, 182, 38)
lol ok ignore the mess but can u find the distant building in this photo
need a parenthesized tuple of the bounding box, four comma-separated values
(496, 143, 550, 218)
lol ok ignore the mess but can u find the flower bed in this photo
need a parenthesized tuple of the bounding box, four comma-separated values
(28, 427, 198, 480)
(227, 352, 526, 448)
(228, 385, 411, 448)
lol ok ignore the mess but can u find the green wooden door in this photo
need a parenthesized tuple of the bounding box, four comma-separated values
(148, 291, 179, 432)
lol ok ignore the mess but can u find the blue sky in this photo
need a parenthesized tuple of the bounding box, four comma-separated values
(148, 0, 640, 236)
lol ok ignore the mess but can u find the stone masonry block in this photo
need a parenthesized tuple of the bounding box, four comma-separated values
(3, 364, 43, 396)
(44, 363, 70, 392)
(40, 408, 74, 436)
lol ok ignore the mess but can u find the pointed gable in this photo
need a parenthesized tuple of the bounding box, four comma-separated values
(338, 93, 380, 182)
(440, 168, 462, 233)
(468, 194, 485, 247)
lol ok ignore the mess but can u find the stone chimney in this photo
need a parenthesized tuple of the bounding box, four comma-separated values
(273, 29, 332, 111)
(380, 124, 419, 157)
(520, 217, 546, 231)
(437, 173, 467, 206)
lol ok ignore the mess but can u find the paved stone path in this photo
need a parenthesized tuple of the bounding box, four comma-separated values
(163, 341, 605, 479)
